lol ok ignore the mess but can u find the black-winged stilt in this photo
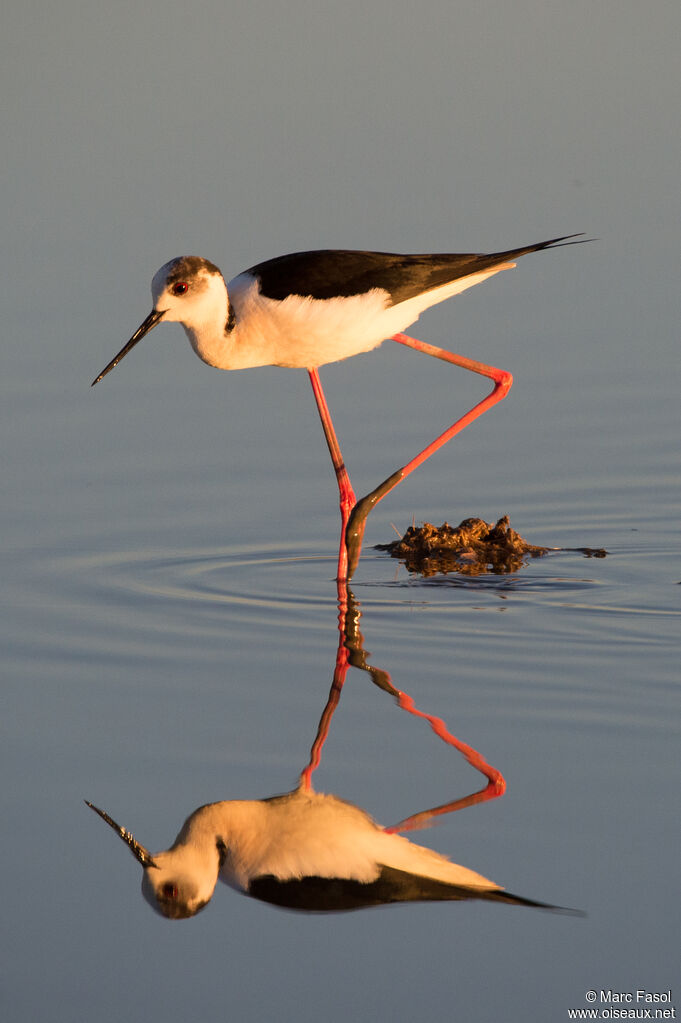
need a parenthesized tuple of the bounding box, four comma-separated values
(85, 788, 564, 917)
(92, 237, 583, 579)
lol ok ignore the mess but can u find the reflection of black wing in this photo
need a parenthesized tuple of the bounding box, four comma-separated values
(248, 865, 562, 913)
(246, 238, 578, 306)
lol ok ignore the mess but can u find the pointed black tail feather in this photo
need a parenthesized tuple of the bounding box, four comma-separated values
(479, 886, 585, 916)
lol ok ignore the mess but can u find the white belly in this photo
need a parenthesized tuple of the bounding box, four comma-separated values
(191, 265, 512, 372)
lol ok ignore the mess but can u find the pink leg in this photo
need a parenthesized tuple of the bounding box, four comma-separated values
(383, 691, 505, 834)
(299, 577, 507, 825)
(345, 333, 513, 578)
(308, 369, 357, 581)
(339, 584, 506, 829)
(298, 582, 352, 791)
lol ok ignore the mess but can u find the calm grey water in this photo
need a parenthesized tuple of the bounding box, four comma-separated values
(4, 319, 679, 1021)
(3, 2, 680, 1020)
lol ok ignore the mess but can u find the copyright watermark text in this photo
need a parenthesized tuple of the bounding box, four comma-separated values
(568, 990, 675, 1020)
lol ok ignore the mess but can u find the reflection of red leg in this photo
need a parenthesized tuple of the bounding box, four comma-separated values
(308, 369, 356, 582)
(384, 690, 505, 834)
(385, 780, 504, 834)
(345, 334, 513, 578)
(341, 590, 507, 829)
(299, 583, 352, 791)
(393, 690, 505, 788)
(299, 578, 507, 828)
(298, 649, 348, 792)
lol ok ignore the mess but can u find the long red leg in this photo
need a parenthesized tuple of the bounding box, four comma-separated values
(341, 594, 506, 830)
(344, 333, 513, 578)
(298, 583, 352, 791)
(390, 333, 513, 476)
(382, 691, 505, 834)
(308, 369, 357, 581)
(299, 579, 506, 827)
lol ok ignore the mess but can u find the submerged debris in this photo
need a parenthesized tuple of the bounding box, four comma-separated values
(377, 516, 550, 577)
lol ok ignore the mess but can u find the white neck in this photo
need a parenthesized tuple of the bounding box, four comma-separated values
(176, 277, 236, 370)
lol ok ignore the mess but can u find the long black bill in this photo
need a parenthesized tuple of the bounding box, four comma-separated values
(85, 800, 158, 869)
(91, 309, 165, 387)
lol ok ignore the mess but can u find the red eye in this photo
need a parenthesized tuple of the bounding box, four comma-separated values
(172, 282, 189, 296)
(162, 883, 179, 900)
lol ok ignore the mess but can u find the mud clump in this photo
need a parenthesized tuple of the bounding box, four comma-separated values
(378, 516, 550, 577)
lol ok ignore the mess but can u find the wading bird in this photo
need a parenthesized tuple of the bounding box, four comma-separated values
(86, 787, 563, 917)
(92, 237, 582, 578)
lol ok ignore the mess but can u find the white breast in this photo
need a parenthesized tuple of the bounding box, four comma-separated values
(220, 264, 514, 371)
(216, 791, 498, 893)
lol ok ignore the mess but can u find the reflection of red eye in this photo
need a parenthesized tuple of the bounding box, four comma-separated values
(172, 282, 189, 296)
(162, 883, 179, 900)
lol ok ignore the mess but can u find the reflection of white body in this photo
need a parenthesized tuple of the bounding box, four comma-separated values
(87, 787, 559, 918)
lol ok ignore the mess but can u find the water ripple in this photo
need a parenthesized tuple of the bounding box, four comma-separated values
(28, 539, 679, 639)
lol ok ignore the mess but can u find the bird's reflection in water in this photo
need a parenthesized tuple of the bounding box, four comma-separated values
(87, 786, 556, 919)
(87, 585, 576, 918)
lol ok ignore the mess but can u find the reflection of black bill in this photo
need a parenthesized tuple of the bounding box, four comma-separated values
(85, 800, 158, 868)
(91, 308, 165, 386)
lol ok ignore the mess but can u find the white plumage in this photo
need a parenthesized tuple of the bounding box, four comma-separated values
(93, 243, 572, 382)
(86, 786, 566, 919)
(174, 263, 514, 371)
(91, 238, 583, 581)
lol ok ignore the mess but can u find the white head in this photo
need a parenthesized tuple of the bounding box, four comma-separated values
(141, 847, 222, 920)
(91, 257, 228, 386)
(150, 256, 226, 324)
(86, 800, 223, 920)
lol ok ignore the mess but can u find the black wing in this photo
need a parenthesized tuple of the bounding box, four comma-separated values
(248, 865, 569, 913)
(246, 236, 583, 306)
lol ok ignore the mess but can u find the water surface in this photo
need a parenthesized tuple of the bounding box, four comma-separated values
(4, 337, 678, 1021)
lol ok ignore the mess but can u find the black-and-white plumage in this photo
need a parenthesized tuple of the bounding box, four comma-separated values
(91, 236, 584, 580)
(86, 787, 569, 918)
(92, 237, 581, 381)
